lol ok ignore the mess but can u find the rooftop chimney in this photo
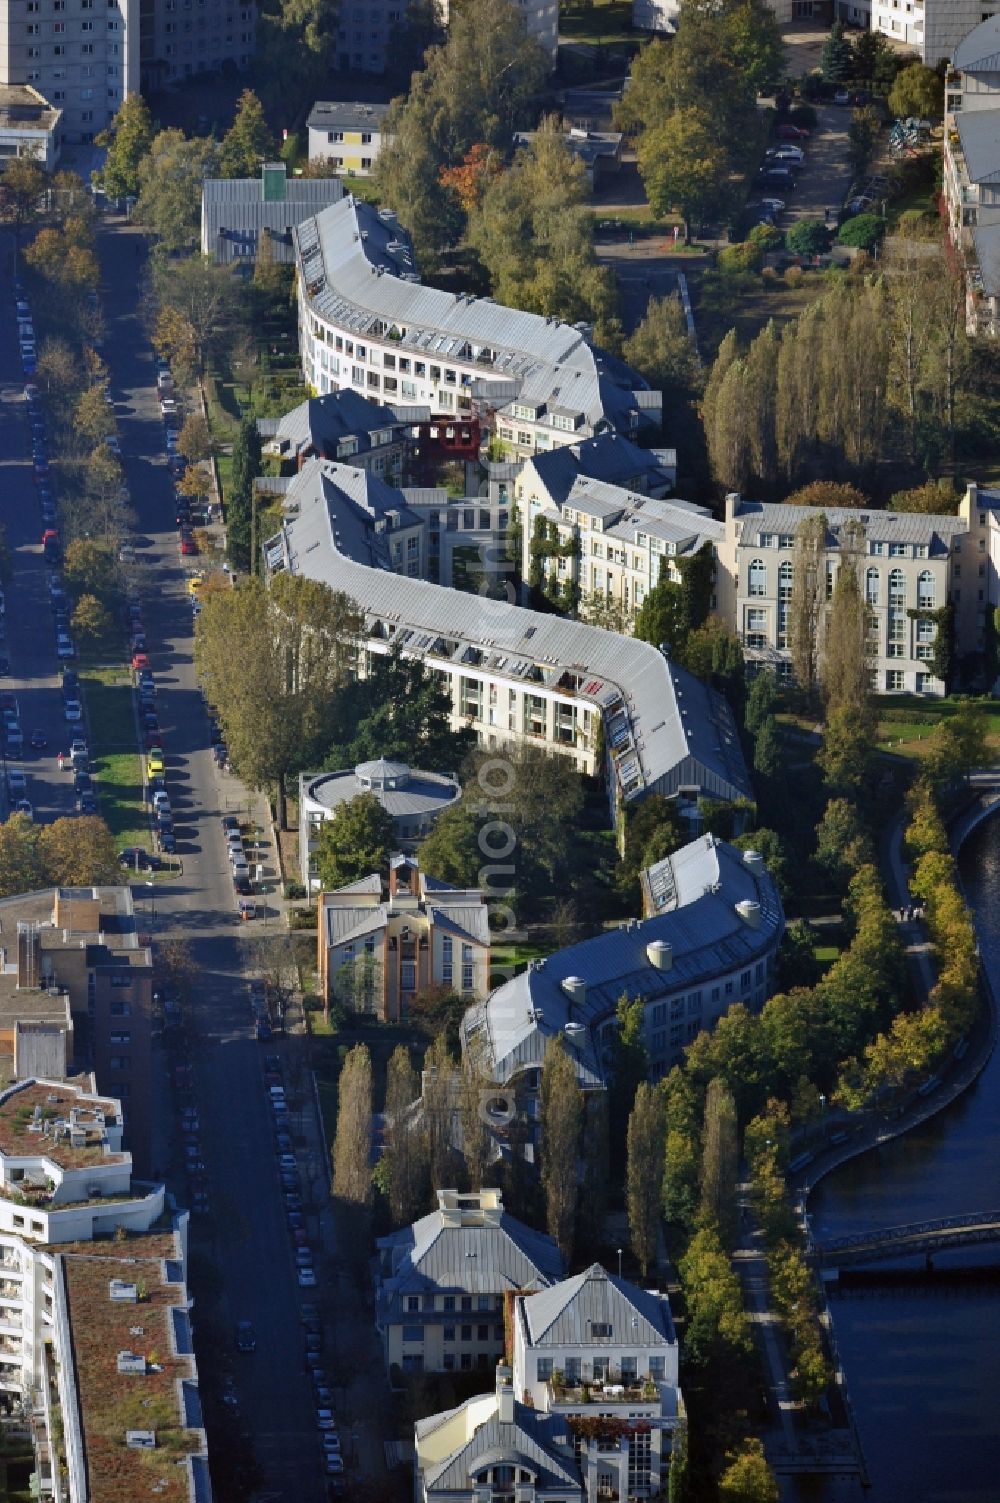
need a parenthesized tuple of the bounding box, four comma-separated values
(496, 1363, 514, 1424)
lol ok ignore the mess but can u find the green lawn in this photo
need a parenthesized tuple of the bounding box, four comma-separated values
(340, 173, 381, 205)
(82, 671, 147, 848)
(559, 0, 638, 46)
(873, 695, 1000, 762)
(491, 941, 551, 978)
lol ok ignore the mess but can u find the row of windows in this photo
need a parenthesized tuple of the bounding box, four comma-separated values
(748, 558, 938, 608)
(401, 1323, 504, 1343)
(755, 531, 930, 560)
(538, 1355, 668, 1381)
(405, 1293, 501, 1313)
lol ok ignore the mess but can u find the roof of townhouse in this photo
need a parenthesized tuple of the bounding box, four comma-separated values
(377, 1189, 564, 1301)
(301, 760, 461, 821)
(461, 835, 783, 1088)
(955, 110, 1000, 185)
(269, 460, 752, 809)
(294, 198, 653, 432)
(952, 14, 1000, 69)
(418, 1397, 579, 1493)
(520, 432, 679, 505)
(320, 867, 489, 951)
(601, 492, 723, 553)
(257, 389, 409, 459)
(731, 498, 968, 553)
(307, 99, 391, 134)
(0, 1079, 123, 1168)
(519, 1262, 676, 1347)
(60, 1235, 210, 1503)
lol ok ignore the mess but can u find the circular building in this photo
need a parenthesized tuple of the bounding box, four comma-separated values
(299, 759, 461, 889)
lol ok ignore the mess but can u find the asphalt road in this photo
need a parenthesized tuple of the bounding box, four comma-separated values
(93, 220, 330, 1503)
(0, 275, 80, 824)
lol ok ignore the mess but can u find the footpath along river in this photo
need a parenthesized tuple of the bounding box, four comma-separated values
(802, 814, 1000, 1503)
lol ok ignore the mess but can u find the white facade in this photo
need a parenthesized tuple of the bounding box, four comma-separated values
(307, 100, 388, 175)
(294, 198, 658, 463)
(945, 18, 1000, 332)
(0, 0, 137, 142)
(0, 85, 60, 168)
(872, 0, 989, 64)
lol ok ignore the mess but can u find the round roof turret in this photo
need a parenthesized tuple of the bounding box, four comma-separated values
(355, 758, 412, 790)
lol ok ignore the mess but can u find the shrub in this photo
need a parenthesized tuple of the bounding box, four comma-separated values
(786, 218, 830, 256)
(761, 264, 780, 283)
(790, 102, 818, 128)
(837, 212, 885, 250)
(747, 222, 784, 252)
(784, 265, 805, 288)
(719, 239, 764, 273)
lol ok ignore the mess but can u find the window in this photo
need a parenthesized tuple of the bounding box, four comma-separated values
(748, 558, 766, 597)
(444, 1326, 455, 1342)
(109, 1031, 131, 1045)
(778, 560, 793, 600)
(461, 1296, 472, 1312)
(402, 1326, 422, 1342)
(443, 1295, 455, 1312)
(888, 568, 906, 605)
(866, 567, 880, 606)
(886, 669, 904, 691)
(889, 542, 906, 557)
(477, 1324, 489, 1340)
(109, 1000, 131, 1016)
(477, 1295, 491, 1311)
(110, 972, 132, 988)
(591, 1322, 612, 1338)
(406, 1296, 419, 1312)
(109, 1056, 130, 1070)
(461, 944, 474, 992)
(461, 1324, 472, 1340)
(649, 1356, 666, 1379)
(537, 1357, 553, 1380)
(917, 569, 935, 608)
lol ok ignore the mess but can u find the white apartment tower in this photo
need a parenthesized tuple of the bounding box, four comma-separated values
(0, 0, 137, 142)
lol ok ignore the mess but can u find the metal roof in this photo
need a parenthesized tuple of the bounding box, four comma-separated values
(294, 197, 653, 431)
(258, 390, 406, 458)
(461, 836, 783, 1088)
(956, 110, 1000, 185)
(952, 15, 1000, 69)
(734, 499, 967, 552)
(301, 765, 461, 818)
(377, 1202, 563, 1300)
(520, 432, 677, 504)
(421, 1402, 579, 1492)
(520, 1263, 676, 1348)
(270, 460, 752, 810)
(974, 220, 1000, 296)
(202, 174, 344, 264)
(307, 99, 390, 133)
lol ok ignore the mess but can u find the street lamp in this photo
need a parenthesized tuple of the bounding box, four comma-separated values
(145, 880, 155, 934)
(617, 1248, 622, 1279)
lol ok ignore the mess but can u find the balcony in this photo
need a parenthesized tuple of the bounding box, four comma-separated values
(547, 1377, 660, 1409)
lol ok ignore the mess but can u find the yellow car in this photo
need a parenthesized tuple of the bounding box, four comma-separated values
(187, 575, 204, 596)
(146, 750, 165, 778)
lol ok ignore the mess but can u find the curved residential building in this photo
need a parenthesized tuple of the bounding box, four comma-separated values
(461, 835, 784, 1092)
(299, 758, 462, 888)
(266, 459, 753, 821)
(293, 197, 660, 460)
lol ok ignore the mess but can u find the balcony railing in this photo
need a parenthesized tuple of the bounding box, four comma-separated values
(547, 1378, 660, 1407)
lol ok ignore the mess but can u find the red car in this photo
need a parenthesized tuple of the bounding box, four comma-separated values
(776, 122, 809, 140)
(132, 651, 150, 671)
(180, 537, 198, 556)
(41, 528, 59, 547)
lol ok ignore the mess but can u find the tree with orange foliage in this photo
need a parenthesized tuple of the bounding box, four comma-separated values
(439, 143, 502, 214)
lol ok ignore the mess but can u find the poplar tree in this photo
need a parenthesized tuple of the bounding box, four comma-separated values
(383, 1046, 425, 1226)
(700, 1076, 739, 1247)
(423, 1033, 456, 1194)
(540, 1037, 583, 1261)
(789, 512, 827, 698)
(332, 1044, 373, 1206)
(627, 1083, 667, 1277)
(820, 519, 871, 723)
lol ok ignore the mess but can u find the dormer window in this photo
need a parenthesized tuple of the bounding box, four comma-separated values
(591, 1321, 612, 1338)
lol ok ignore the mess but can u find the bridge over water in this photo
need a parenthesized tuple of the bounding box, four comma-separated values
(816, 1211, 1000, 1268)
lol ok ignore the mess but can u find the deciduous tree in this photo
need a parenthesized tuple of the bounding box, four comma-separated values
(0, 814, 45, 897)
(637, 109, 729, 241)
(313, 794, 396, 890)
(888, 62, 944, 120)
(540, 1036, 582, 1261)
(219, 90, 277, 179)
(332, 1043, 373, 1206)
(97, 95, 153, 199)
(38, 816, 119, 886)
(718, 1437, 779, 1503)
(383, 1045, 426, 1225)
(137, 131, 219, 253)
(789, 512, 826, 697)
(627, 1083, 666, 1276)
(71, 594, 114, 646)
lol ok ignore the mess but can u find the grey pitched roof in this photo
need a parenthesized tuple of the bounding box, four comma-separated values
(520, 1263, 676, 1347)
(258, 390, 405, 460)
(461, 836, 783, 1088)
(270, 460, 752, 811)
(294, 198, 652, 434)
(377, 1202, 563, 1298)
(522, 432, 677, 504)
(733, 499, 966, 553)
(423, 1402, 580, 1492)
(307, 99, 390, 133)
(956, 110, 1000, 185)
(974, 220, 1000, 296)
(952, 15, 1000, 68)
(202, 173, 344, 264)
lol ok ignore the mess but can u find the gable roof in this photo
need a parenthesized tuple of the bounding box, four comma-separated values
(956, 110, 1000, 186)
(258, 389, 407, 461)
(202, 173, 344, 264)
(377, 1199, 563, 1298)
(520, 1263, 676, 1348)
(732, 498, 966, 553)
(521, 432, 677, 505)
(423, 1401, 580, 1492)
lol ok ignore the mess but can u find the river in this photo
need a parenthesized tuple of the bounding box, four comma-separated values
(805, 814, 1000, 1503)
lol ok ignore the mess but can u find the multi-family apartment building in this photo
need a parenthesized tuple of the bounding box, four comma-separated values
(415, 1266, 684, 1503)
(945, 17, 1000, 334)
(317, 853, 490, 1020)
(0, 1075, 209, 1499)
(258, 389, 419, 485)
(264, 457, 754, 821)
(334, 0, 557, 75)
(0, 0, 136, 143)
(307, 99, 389, 174)
(301, 763, 461, 889)
(200, 162, 342, 265)
(716, 491, 978, 695)
(461, 835, 783, 1096)
(293, 197, 660, 462)
(512, 1263, 684, 1501)
(0, 83, 60, 166)
(376, 1189, 564, 1375)
(0, 887, 154, 1174)
(521, 475, 723, 621)
(141, 0, 255, 89)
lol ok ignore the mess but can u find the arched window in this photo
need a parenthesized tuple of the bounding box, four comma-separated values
(866, 567, 880, 606)
(917, 569, 935, 609)
(748, 558, 767, 597)
(778, 561, 793, 599)
(888, 568, 906, 604)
